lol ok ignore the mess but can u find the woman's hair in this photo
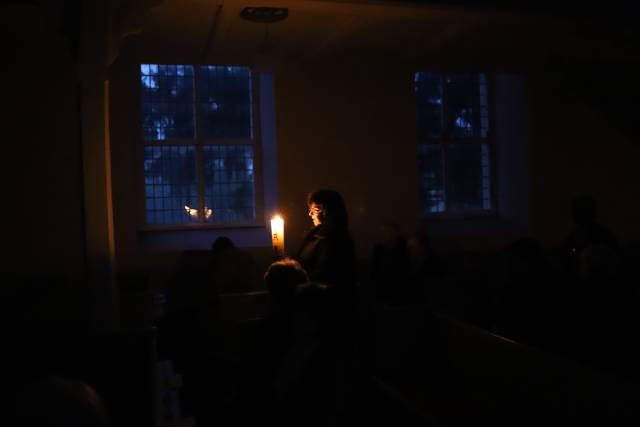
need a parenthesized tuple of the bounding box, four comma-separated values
(307, 190, 349, 231)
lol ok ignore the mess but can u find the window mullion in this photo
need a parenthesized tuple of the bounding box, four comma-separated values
(194, 65, 206, 223)
(441, 74, 449, 212)
(440, 73, 447, 142)
(473, 74, 481, 139)
(250, 72, 264, 223)
(441, 143, 447, 213)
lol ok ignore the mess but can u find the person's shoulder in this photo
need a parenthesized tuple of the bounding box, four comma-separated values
(591, 222, 618, 244)
(302, 225, 323, 240)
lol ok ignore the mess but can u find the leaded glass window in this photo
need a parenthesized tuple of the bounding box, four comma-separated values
(415, 72, 491, 215)
(141, 64, 259, 226)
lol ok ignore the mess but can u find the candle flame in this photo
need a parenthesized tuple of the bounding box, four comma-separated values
(271, 214, 285, 257)
(184, 205, 198, 217)
(183, 204, 213, 220)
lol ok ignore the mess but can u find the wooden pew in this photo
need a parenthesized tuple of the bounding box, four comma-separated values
(369, 304, 640, 426)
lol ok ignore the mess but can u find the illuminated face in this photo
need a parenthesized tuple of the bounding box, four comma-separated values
(308, 203, 324, 226)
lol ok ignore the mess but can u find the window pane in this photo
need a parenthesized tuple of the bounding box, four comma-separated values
(481, 143, 491, 209)
(445, 73, 477, 138)
(478, 74, 490, 138)
(415, 72, 443, 139)
(418, 144, 445, 214)
(144, 146, 198, 224)
(203, 145, 256, 223)
(444, 143, 491, 212)
(141, 64, 195, 141)
(200, 66, 252, 139)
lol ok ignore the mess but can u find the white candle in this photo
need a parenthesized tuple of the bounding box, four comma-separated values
(271, 215, 285, 257)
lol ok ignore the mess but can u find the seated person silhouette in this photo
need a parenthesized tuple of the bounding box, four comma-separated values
(224, 258, 310, 425)
(211, 236, 261, 294)
(14, 376, 108, 427)
(265, 257, 309, 312)
(233, 259, 342, 425)
(563, 194, 618, 278)
(370, 221, 411, 305)
(260, 258, 311, 380)
(267, 281, 345, 427)
(407, 231, 443, 307)
(493, 237, 550, 346)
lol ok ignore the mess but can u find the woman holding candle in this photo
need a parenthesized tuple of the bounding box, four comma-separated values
(295, 190, 357, 301)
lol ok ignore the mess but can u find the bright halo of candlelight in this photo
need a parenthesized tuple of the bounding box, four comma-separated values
(184, 205, 198, 217)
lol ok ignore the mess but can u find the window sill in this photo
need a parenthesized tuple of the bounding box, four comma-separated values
(422, 210, 497, 220)
(420, 213, 527, 237)
(139, 221, 265, 232)
(138, 225, 271, 251)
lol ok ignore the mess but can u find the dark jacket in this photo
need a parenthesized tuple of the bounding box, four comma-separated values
(295, 225, 357, 291)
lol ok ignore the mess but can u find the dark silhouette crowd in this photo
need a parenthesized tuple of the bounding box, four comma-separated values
(489, 195, 638, 374)
(9, 188, 639, 427)
(148, 189, 640, 426)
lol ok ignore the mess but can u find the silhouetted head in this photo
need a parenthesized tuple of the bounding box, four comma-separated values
(295, 281, 332, 333)
(377, 220, 403, 247)
(407, 231, 430, 258)
(578, 243, 620, 282)
(306, 190, 348, 231)
(211, 236, 235, 254)
(571, 194, 597, 226)
(15, 376, 108, 427)
(264, 258, 309, 305)
(501, 237, 545, 281)
(506, 237, 542, 259)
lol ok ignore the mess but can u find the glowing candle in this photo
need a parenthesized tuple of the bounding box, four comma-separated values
(270, 215, 285, 257)
(184, 205, 198, 217)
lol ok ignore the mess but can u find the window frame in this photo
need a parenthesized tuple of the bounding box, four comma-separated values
(416, 71, 498, 219)
(136, 64, 265, 231)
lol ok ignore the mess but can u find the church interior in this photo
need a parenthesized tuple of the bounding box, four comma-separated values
(4, 1, 640, 426)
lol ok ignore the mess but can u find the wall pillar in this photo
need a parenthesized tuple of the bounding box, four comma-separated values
(78, 1, 118, 332)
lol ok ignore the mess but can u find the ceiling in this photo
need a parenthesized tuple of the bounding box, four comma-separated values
(3, 0, 638, 71)
(125, 0, 639, 71)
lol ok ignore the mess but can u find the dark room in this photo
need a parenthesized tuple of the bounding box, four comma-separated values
(3, 0, 640, 426)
